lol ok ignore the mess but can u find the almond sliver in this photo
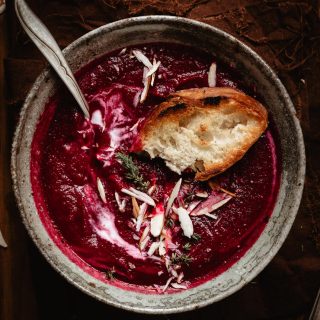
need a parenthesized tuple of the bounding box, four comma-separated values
(158, 240, 166, 256)
(148, 185, 156, 195)
(171, 283, 187, 289)
(132, 50, 153, 69)
(136, 203, 148, 232)
(176, 207, 194, 238)
(115, 192, 126, 212)
(208, 62, 217, 87)
(140, 225, 150, 243)
(190, 193, 232, 216)
(121, 188, 155, 206)
(162, 277, 174, 292)
(177, 272, 184, 283)
(131, 197, 140, 218)
(139, 235, 150, 250)
(208, 197, 231, 212)
(140, 68, 151, 103)
(151, 209, 164, 237)
(146, 60, 161, 77)
(97, 177, 106, 203)
(204, 212, 218, 219)
(165, 178, 182, 216)
(148, 242, 160, 256)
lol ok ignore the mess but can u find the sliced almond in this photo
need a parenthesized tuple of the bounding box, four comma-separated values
(220, 187, 236, 197)
(140, 67, 151, 103)
(208, 62, 217, 87)
(195, 191, 208, 198)
(151, 58, 157, 86)
(177, 272, 184, 283)
(171, 283, 187, 289)
(204, 212, 218, 219)
(214, 216, 222, 226)
(115, 192, 126, 212)
(132, 234, 140, 241)
(148, 185, 156, 195)
(190, 193, 232, 216)
(140, 225, 150, 242)
(158, 239, 166, 256)
(136, 203, 148, 232)
(150, 204, 165, 237)
(170, 268, 178, 278)
(176, 207, 194, 238)
(186, 200, 201, 213)
(121, 187, 155, 206)
(131, 197, 140, 218)
(119, 48, 127, 55)
(162, 276, 174, 292)
(140, 235, 150, 251)
(146, 60, 161, 77)
(97, 177, 106, 203)
(120, 199, 127, 212)
(165, 256, 171, 271)
(132, 50, 153, 69)
(129, 118, 143, 132)
(148, 242, 160, 256)
(165, 178, 182, 216)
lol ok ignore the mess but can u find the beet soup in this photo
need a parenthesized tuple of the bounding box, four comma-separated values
(31, 43, 280, 293)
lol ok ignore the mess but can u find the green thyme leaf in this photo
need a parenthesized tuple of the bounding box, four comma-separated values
(191, 233, 201, 242)
(171, 253, 193, 266)
(184, 191, 195, 204)
(183, 243, 191, 251)
(116, 152, 149, 191)
(166, 217, 174, 228)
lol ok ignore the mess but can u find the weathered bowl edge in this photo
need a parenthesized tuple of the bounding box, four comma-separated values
(11, 15, 306, 314)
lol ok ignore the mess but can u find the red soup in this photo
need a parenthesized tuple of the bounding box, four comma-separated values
(31, 43, 280, 293)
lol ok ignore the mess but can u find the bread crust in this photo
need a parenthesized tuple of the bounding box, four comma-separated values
(140, 87, 268, 181)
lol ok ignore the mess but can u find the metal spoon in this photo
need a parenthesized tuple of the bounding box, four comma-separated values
(15, 0, 90, 118)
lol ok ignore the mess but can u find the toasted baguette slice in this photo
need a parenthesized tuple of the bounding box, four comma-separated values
(139, 87, 268, 181)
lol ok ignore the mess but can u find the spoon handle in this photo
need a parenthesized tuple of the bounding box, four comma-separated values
(15, 0, 90, 118)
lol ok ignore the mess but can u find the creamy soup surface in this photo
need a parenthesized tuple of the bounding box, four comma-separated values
(31, 43, 280, 293)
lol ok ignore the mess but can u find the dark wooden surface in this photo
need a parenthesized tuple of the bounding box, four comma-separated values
(1, 1, 320, 319)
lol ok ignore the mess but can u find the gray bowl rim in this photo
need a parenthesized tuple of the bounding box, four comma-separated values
(11, 15, 306, 314)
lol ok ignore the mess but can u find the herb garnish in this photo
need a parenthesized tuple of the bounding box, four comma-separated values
(106, 267, 115, 280)
(172, 253, 193, 266)
(183, 243, 191, 251)
(191, 233, 201, 242)
(184, 191, 195, 204)
(116, 152, 149, 191)
(166, 217, 174, 228)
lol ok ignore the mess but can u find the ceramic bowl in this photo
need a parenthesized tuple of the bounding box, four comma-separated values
(11, 16, 305, 314)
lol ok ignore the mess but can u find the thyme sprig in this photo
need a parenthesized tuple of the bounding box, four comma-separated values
(183, 243, 191, 251)
(171, 253, 193, 266)
(116, 152, 149, 191)
(191, 233, 201, 242)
